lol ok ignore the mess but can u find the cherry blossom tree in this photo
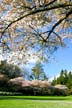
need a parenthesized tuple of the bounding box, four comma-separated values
(0, 0, 72, 63)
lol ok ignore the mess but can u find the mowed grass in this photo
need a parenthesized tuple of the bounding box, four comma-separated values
(0, 95, 72, 100)
(0, 96, 72, 108)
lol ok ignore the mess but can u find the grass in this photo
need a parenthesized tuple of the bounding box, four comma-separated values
(0, 95, 72, 108)
(0, 95, 72, 100)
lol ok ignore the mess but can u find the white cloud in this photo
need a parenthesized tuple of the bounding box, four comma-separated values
(0, 55, 4, 61)
(28, 56, 38, 64)
(0, 48, 39, 66)
(49, 73, 60, 82)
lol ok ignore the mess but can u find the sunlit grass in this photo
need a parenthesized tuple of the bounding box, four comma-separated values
(0, 96, 72, 108)
(0, 99, 72, 108)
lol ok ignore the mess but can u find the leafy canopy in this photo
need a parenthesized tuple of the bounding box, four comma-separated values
(0, 60, 22, 79)
(0, 0, 72, 63)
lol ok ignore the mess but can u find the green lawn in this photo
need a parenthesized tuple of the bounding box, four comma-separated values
(0, 96, 72, 108)
(0, 95, 72, 100)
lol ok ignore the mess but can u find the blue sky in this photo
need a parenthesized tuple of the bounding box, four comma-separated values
(23, 39, 72, 80)
(0, 0, 72, 81)
(0, 39, 72, 81)
(44, 40, 72, 79)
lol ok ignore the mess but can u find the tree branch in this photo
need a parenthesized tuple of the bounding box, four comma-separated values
(46, 9, 72, 40)
(29, 25, 45, 41)
(1, 2, 72, 35)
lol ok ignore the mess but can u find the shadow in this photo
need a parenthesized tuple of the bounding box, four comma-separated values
(0, 96, 69, 101)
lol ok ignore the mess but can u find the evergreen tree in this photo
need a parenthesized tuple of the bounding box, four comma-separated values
(31, 62, 48, 80)
(52, 69, 72, 89)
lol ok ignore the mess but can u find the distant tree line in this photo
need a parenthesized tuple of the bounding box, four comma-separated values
(52, 69, 72, 94)
(0, 60, 72, 95)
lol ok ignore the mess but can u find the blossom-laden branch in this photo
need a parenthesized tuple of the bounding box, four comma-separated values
(0, 0, 72, 63)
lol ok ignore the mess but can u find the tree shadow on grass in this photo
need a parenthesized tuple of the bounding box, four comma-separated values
(0, 96, 69, 100)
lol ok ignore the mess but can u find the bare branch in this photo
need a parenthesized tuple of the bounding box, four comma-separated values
(29, 25, 45, 41)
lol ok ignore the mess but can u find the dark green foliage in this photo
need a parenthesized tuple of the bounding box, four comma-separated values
(52, 69, 72, 94)
(0, 60, 23, 92)
(0, 60, 22, 79)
